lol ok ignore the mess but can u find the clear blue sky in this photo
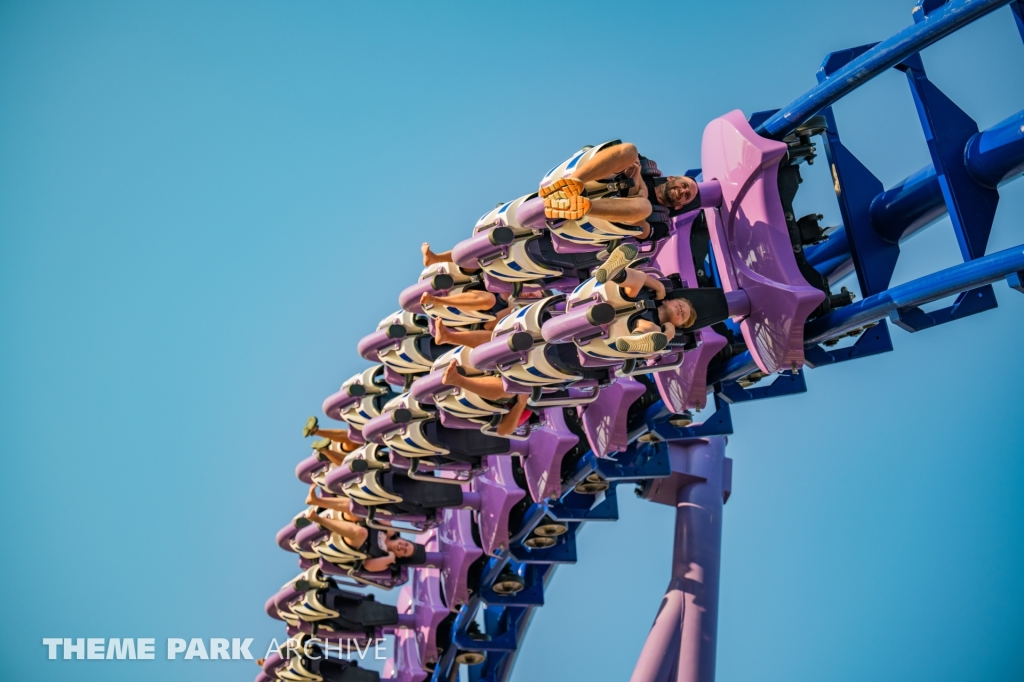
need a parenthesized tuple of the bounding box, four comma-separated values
(1, 1, 1022, 681)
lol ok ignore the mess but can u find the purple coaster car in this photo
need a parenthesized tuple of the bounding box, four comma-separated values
(701, 110, 824, 373)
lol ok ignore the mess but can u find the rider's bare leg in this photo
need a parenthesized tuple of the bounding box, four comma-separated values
(421, 290, 497, 311)
(435, 321, 494, 349)
(422, 243, 453, 267)
(495, 394, 529, 436)
(575, 143, 640, 184)
(441, 359, 510, 402)
(587, 196, 653, 225)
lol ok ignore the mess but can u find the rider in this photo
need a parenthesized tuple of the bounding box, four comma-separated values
(596, 244, 698, 354)
(440, 358, 531, 437)
(540, 142, 700, 240)
(303, 507, 426, 572)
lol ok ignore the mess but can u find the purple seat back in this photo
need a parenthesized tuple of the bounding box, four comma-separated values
(264, 588, 288, 620)
(650, 213, 729, 412)
(521, 407, 579, 502)
(362, 412, 406, 443)
(399, 278, 447, 315)
(322, 387, 362, 421)
(541, 299, 614, 345)
(391, 627, 429, 682)
(452, 228, 511, 271)
(409, 569, 449, 666)
(515, 196, 547, 229)
(578, 376, 646, 457)
(467, 333, 532, 372)
(438, 508, 483, 610)
(473, 455, 527, 556)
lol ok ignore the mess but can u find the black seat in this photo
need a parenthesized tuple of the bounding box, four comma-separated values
(424, 420, 509, 459)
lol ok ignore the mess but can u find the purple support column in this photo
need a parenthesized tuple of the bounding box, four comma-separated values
(631, 437, 731, 682)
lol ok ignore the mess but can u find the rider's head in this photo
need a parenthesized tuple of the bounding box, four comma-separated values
(659, 297, 696, 328)
(387, 537, 415, 558)
(658, 176, 700, 210)
(387, 537, 427, 565)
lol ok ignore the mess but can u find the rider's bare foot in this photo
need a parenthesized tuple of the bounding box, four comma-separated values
(421, 242, 439, 267)
(420, 292, 436, 308)
(441, 358, 461, 387)
(434, 320, 454, 345)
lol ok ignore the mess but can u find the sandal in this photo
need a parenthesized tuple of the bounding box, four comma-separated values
(303, 416, 319, 438)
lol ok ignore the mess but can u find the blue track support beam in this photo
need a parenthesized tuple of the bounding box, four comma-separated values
(451, 606, 527, 654)
(716, 370, 807, 403)
(510, 524, 578, 564)
(965, 109, 1024, 189)
(804, 319, 895, 368)
(756, 0, 1014, 139)
(897, 54, 1000, 261)
(805, 107, 1024, 278)
(468, 653, 510, 682)
(714, 244, 1024, 382)
(708, 352, 759, 387)
(805, 242, 1024, 344)
(1008, 270, 1024, 292)
(592, 442, 672, 482)
(1012, 0, 1024, 40)
(480, 564, 547, 607)
(819, 106, 899, 296)
(890, 284, 997, 331)
(644, 394, 734, 441)
(547, 487, 619, 522)
(866, 165, 947, 246)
